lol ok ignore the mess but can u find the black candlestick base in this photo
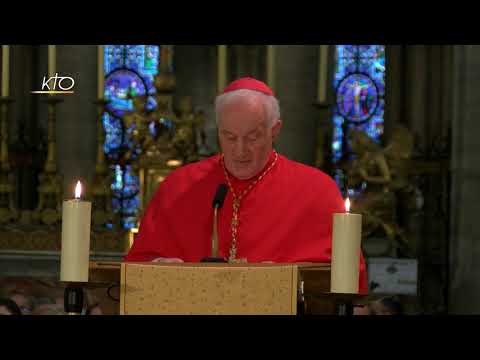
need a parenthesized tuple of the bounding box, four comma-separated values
(335, 302, 354, 316)
(64, 285, 84, 315)
(200, 257, 227, 263)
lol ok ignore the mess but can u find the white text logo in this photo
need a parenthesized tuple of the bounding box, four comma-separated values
(31, 73, 75, 94)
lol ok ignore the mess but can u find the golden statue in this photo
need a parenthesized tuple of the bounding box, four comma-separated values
(345, 125, 415, 256)
(172, 96, 206, 164)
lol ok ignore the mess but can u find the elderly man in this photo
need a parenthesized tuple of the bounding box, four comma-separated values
(125, 77, 368, 293)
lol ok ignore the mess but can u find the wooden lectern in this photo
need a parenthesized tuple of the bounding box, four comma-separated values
(89, 261, 363, 315)
(121, 262, 299, 315)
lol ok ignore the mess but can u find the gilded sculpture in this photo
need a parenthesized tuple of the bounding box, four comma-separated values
(345, 125, 415, 256)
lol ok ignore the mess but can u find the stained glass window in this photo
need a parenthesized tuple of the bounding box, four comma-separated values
(331, 45, 385, 194)
(103, 45, 166, 229)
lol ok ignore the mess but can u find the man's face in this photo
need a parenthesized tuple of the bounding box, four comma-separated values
(218, 98, 281, 180)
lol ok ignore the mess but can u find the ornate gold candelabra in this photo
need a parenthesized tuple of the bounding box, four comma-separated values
(0, 96, 18, 224)
(33, 96, 63, 226)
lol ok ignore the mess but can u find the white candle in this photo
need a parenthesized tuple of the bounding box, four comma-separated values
(60, 181, 92, 282)
(98, 45, 104, 99)
(217, 45, 227, 93)
(1, 45, 9, 97)
(330, 198, 362, 294)
(48, 45, 56, 78)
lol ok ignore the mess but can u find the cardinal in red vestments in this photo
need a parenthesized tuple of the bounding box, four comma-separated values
(124, 77, 368, 294)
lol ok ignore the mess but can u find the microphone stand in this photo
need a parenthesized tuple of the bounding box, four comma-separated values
(201, 184, 228, 263)
(201, 205, 227, 263)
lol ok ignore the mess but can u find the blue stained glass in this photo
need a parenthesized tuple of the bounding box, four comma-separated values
(122, 198, 140, 213)
(105, 45, 160, 78)
(105, 46, 125, 74)
(148, 122, 156, 137)
(122, 217, 138, 229)
(103, 113, 122, 158)
(102, 45, 164, 229)
(143, 46, 160, 76)
(332, 115, 344, 163)
(105, 69, 147, 117)
(358, 45, 384, 58)
(334, 60, 356, 84)
(111, 165, 124, 192)
(336, 73, 379, 123)
(331, 45, 385, 195)
(112, 197, 121, 214)
(146, 96, 157, 111)
(124, 45, 144, 72)
(123, 165, 140, 197)
(341, 46, 358, 58)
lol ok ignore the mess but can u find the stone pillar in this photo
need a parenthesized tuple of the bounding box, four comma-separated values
(404, 45, 429, 150)
(449, 45, 480, 314)
(274, 45, 319, 165)
(174, 45, 218, 153)
(384, 45, 404, 139)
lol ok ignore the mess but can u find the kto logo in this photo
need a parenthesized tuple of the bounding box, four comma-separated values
(31, 73, 75, 94)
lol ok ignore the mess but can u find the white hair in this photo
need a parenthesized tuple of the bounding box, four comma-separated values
(215, 89, 281, 128)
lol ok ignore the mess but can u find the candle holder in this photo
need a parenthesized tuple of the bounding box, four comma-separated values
(64, 282, 85, 315)
(91, 98, 114, 229)
(330, 293, 364, 316)
(0, 96, 18, 224)
(33, 96, 63, 226)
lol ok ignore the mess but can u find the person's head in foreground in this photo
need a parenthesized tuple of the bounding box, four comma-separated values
(354, 296, 404, 315)
(370, 296, 404, 315)
(0, 298, 22, 315)
(8, 290, 34, 315)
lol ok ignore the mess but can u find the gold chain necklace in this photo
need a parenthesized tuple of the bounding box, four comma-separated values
(221, 151, 279, 263)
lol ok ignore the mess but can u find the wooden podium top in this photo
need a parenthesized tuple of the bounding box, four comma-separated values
(90, 261, 330, 270)
(89, 261, 330, 284)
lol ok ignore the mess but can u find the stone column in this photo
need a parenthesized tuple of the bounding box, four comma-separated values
(449, 45, 480, 314)
(274, 45, 319, 165)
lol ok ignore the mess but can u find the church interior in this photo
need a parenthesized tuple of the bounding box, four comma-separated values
(0, 45, 475, 315)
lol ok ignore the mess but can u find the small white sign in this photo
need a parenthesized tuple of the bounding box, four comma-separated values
(367, 258, 418, 295)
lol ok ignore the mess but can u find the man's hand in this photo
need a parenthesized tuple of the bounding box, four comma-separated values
(152, 257, 184, 263)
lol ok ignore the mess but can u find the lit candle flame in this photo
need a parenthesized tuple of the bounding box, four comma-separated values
(345, 198, 351, 213)
(74, 181, 82, 199)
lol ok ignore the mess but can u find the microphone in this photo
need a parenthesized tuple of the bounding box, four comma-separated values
(201, 184, 228, 263)
(212, 184, 228, 209)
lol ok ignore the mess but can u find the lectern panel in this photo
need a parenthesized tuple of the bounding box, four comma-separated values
(120, 263, 298, 315)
